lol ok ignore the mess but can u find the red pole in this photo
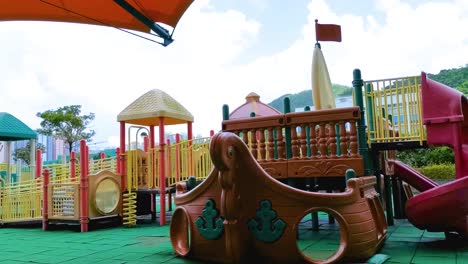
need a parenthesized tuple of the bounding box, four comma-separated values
(86, 145, 89, 175)
(166, 138, 172, 183)
(42, 169, 49, 231)
(100, 152, 105, 170)
(80, 140, 89, 232)
(116, 148, 121, 174)
(159, 117, 166, 225)
(175, 134, 181, 183)
(150, 126, 155, 148)
(35, 149, 42, 179)
(149, 125, 156, 219)
(70, 151, 76, 181)
(143, 136, 149, 152)
(120, 121, 126, 191)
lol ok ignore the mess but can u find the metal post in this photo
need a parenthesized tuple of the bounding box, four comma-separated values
(222, 104, 230, 121)
(70, 151, 76, 181)
(80, 140, 89, 232)
(42, 169, 49, 231)
(159, 117, 166, 225)
(119, 121, 126, 191)
(353, 69, 373, 176)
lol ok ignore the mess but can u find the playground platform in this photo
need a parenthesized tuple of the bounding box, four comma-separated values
(0, 217, 466, 264)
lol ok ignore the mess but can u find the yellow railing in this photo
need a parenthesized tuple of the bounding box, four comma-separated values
(43, 163, 73, 183)
(127, 137, 214, 192)
(166, 137, 212, 187)
(0, 163, 34, 183)
(0, 177, 43, 222)
(89, 156, 117, 174)
(49, 183, 79, 219)
(363, 75, 426, 145)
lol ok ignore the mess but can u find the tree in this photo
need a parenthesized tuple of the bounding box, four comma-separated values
(36, 105, 96, 154)
(457, 80, 468, 95)
(13, 142, 46, 165)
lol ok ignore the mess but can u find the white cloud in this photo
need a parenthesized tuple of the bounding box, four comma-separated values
(0, 0, 467, 148)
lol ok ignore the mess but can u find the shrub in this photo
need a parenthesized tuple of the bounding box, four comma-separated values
(396, 146, 454, 167)
(418, 164, 455, 180)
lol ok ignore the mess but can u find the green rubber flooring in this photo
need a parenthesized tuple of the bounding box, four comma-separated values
(0, 216, 466, 264)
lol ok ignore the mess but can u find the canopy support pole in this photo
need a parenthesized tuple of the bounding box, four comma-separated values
(113, 0, 174, 46)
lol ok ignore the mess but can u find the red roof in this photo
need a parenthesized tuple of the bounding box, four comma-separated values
(229, 92, 281, 119)
(0, 0, 193, 33)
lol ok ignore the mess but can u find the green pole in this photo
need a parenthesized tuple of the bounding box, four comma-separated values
(283, 97, 292, 159)
(222, 104, 230, 121)
(304, 106, 311, 157)
(365, 83, 375, 140)
(345, 169, 355, 189)
(284, 97, 295, 187)
(353, 69, 373, 176)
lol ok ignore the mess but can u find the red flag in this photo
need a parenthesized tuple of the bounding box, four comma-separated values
(315, 19, 342, 42)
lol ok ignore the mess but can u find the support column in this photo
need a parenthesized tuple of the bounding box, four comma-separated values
(70, 151, 76, 181)
(42, 169, 50, 231)
(159, 118, 166, 225)
(35, 149, 42, 179)
(120, 121, 126, 191)
(353, 69, 373, 176)
(30, 139, 36, 179)
(150, 125, 156, 221)
(80, 140, 89, 232)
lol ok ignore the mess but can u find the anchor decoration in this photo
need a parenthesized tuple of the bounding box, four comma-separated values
(195, 199, 224, 240)
(248, 200, 286, 243)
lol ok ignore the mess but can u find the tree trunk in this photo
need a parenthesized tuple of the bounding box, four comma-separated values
(68, 142, 73, 155)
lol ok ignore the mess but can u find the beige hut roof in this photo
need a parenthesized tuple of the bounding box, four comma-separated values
(117, 89, 194, 126)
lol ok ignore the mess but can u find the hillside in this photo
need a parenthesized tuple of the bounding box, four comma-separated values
(269, 84, 352, 113)
(268, 65, 468, 112)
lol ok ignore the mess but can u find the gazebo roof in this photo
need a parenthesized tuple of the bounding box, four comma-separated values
(117, 89, 194, 126)
(229, 92, 281, 119)
(0, 112, 37, 141)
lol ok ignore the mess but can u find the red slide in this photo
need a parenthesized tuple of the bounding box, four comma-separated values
(392, 160, 468, 238)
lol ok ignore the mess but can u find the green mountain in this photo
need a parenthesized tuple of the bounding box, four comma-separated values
(268, 84, 352, 113)
(268, 65, 468, 112)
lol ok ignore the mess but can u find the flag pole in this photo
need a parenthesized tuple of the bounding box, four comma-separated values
(315, 19, 321, 49)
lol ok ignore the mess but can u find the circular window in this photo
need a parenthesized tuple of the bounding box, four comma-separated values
(296, 209, 346, 264)
(95, 178, 120, 214)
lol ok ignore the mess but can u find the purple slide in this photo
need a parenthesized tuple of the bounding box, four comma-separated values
(392, 160, 468, 238)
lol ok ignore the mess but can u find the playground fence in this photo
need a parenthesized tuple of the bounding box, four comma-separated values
(363, 75, 426, 145)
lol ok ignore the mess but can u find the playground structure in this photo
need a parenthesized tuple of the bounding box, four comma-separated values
(0, 89, 214, 231)
(171, 132, 386, 264)
(169, 70, 468, 263)
(2, 69, 468, 263)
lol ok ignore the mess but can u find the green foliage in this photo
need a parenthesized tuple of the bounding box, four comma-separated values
(36, 105, 96, 154)
(396, 146, 454, 168)
(457, 80, 468, 95)
(428, 64, 468, 90)
(418, 164, 455, 180)
(268, 84, 352, 112)
(12, 142, 46, 165)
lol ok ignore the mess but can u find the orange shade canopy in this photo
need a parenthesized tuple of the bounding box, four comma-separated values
(0, 0, 193, 33)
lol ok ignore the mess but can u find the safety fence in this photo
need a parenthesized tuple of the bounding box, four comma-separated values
(363, 75, 425, 145)
(222, 106, 364, 178)
(126, 137, 213, 191)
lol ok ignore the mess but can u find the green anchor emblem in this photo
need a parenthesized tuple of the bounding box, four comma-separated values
(195, 199, 224, 240)
(248, 200, 286, 243)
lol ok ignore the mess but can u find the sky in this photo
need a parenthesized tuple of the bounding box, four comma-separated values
(1, 0, 467, 150)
